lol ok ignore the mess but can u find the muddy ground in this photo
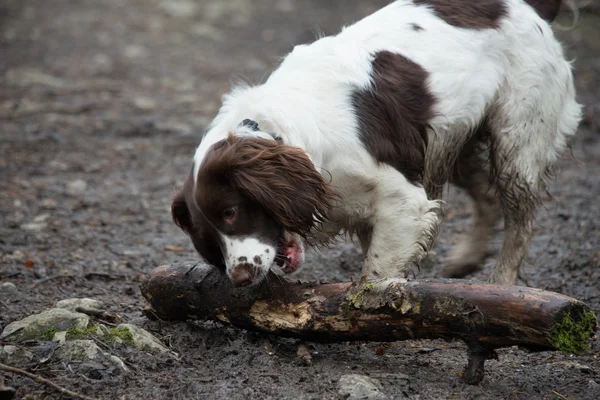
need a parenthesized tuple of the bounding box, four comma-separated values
(1, 1, 599, 399)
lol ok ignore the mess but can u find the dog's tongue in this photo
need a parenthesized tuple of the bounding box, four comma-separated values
(278, 235, 302, 274)
(283, 246, 300, 268)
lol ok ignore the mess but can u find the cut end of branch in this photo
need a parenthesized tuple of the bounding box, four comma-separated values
(550, 308, 598, 355)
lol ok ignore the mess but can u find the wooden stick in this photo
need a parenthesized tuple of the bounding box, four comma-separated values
(0, 363, 98, 400)
(140, 262, 597, 384)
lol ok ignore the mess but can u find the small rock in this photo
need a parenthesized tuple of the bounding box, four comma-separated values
(52, 331, 67, 344)
(77, 361, 108, 380)
(123, 44, 147, 59)
(54, 340, 127, 374)
(190, 24, 224, 40)
(5, 67, 66, 88)
(133, 96, 156, 111)
(55, 339, 101, 360)
(96, 324, 111, 337)
(20, 214, 49, 231)
(122, 249, 142, 257)
(108, 355, 128, 371)
(338, 374, 388, 400)
(275, 0, 294, 13)
(92, 53, 113, 73)
(55, 298, 106, 312)
(296, 343, 312, 366)
(40, 198, 57, 209)
(159, 0, 198, 18)
(0, 308, 90, 341)
(0, 282, 18, 295)
(116, 324, 174, 356)
(66, 179, 87, 196)
(0, 345, 34, 367)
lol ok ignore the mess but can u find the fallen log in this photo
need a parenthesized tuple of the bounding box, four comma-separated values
(140, 261, 597, 384)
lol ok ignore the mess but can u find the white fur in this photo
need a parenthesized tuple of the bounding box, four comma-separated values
(192, 0, 581, 282)
(221, 235, 276, 280)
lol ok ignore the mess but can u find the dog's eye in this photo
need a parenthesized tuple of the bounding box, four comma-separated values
(222, 207, 238, 223)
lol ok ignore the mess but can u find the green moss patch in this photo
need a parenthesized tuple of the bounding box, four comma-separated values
(63, 324, 133, 346)
(66, 323, 99, 340)
(43, 326, 57, 341)
(105, 326, 134, 346)
(550, 310, 597, 355)
(345, 283, 377, 311)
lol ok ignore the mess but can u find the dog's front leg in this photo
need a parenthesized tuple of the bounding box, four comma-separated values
(359, 180, 442, 281)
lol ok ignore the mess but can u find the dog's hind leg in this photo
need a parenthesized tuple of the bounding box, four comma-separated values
(442, 131, 502, 279)
(487, 86, 580, 284)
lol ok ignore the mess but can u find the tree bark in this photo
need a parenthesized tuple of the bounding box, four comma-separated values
(140, 261, 597, 384)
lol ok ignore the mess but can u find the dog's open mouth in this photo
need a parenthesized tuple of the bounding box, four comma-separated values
(275, 232, 303, 274)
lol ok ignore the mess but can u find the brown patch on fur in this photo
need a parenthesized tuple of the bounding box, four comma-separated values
(171, 169, 225, 267)
(171, 184, 192, 234)
(352, 51, 435, 184)
(413, 0, 507, 29)
(197, 134, 336, 239)
(522, 0, 562, 22)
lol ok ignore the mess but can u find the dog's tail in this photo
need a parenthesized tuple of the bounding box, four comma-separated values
(524, 0, 580, 29)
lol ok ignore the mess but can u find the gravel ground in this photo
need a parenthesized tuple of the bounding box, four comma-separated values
(1, 1, 599, 399)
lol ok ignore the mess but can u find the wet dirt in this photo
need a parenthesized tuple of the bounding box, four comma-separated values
(1, 1, 599, 399)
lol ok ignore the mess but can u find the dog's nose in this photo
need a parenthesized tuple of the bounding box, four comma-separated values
(230, 263, 254, 287)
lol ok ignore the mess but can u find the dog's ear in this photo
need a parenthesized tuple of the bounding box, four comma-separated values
(171, 190, 192, 234)
(227, 138, 334, 237)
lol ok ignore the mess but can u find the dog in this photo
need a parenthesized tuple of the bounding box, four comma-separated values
(172, 0, 581, 287)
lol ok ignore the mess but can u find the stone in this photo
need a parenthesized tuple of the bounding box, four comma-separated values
(5, 67, 66, 88)
(0, 345, 34, 367)
(55, 298, 106, 312)
(338, 374, 388, 400)
(20, 214, 49, 231)
(54, 340, 128, 374)
(55, 340, 101, 361)
(52, 331, 67, 344)
(108, 355, 128, 371)
(66, 179, 87, 196)
(133, 96, 156, 111)
(116, 324, 174, 356)
(96, 324, 111, 337)
(123, 44, 147, 59)
(0, 308, 90, 341)
(0, 282, 18, 295)
(159, 0, 198, 18)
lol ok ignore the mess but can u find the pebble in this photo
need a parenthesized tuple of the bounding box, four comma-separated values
(0, 308, 90, 341)
(0, 282, 18, 295)
(159, 0, 197, 18)
(338, 374, 388, 400)
(66, 179, 87, 196)
(55, 298, 106, 312)
(0, 345, 34, 367)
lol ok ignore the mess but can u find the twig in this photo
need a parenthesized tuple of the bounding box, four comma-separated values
(67, 364, 97, 384)
(29, 274, 75, 289)
(552, 390, 569, 400)
(0, 363, 99, 400)
(84, 272, 126, 281)
(74, 306, 120, 323)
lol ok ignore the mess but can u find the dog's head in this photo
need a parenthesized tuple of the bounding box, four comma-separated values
(172, 131, 334, 287)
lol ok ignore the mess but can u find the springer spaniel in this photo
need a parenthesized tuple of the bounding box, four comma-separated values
(172, 0, 581, 287)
